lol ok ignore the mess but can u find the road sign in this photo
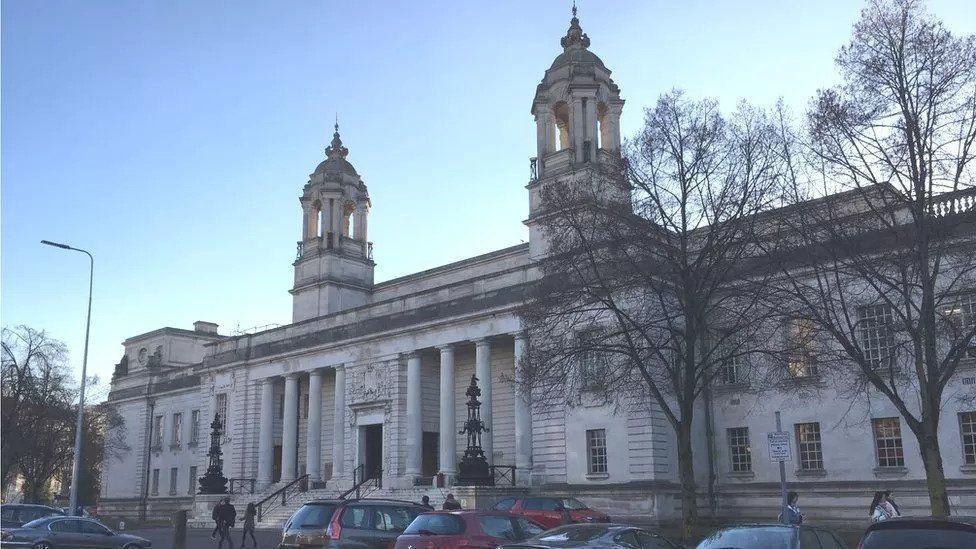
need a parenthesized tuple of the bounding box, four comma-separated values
(768, 431, 792, 462)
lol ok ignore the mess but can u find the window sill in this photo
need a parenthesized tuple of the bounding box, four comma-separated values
(795, 468, 827, 478)
(873, 466, 908, 478)
(960, 464, 976, 475)
(585, 472, 610, 481)
(714, 382, 750, 394)
(726, 470, 755, 480)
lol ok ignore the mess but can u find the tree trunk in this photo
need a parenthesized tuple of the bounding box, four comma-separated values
(918, 424, 951, 516)
(676, 422, 698, 540)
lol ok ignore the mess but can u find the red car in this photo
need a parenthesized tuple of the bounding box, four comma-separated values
(394, 510, 546, 549)
(490, 497, 610, 529)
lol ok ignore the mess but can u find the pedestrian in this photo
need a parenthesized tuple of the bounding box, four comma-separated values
(869, 491, 890, 522)
(420, 495, 434, 511)
(442, 493, 462, 510)
(779, 491, 804, 525)
(212, 496, 237, 549)
(240, 502, 257, 547)
(883, 490, 901, 518)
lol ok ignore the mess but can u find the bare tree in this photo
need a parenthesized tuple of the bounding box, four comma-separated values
(520, 91, 784, 538)
(770, 0, 976, 516)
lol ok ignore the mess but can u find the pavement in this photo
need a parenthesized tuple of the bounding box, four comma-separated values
(126, 527, 282, 549)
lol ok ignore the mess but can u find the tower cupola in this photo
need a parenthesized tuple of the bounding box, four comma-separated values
(291, 122, 375, 322)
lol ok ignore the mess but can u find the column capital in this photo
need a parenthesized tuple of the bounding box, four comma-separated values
(512, 331, 528, 342)
(473, 337, 491, 347)
(308, 368, 324, 378)
(284, 372, 301, 380)
(403, 351, 422, 360)
(437, 343, 455, 352)
(334, 363, 346, 372)
(260, 376, 278, 385)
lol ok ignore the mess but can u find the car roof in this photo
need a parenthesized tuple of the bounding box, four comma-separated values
(421, 510, 519, 516)
(2, 504, 60, 510)
(869, 516, 976, 531)
(339, 498, 426, 506)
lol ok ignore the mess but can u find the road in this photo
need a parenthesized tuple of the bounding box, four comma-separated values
(127, 527, 282, 548)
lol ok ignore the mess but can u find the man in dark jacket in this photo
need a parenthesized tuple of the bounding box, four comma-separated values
(212, 497, 237, 548)
(442, 494, 462, 510)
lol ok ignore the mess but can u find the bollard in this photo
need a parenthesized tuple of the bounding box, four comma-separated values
(173, 510, 188, 549)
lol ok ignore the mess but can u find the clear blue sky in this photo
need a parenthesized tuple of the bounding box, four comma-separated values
(3, 0, 974, 399)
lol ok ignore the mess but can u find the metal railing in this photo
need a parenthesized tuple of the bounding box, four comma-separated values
(489, 465, 517, 486)
(339, 464, 382, 499)
(255, 474, 309, 522)
(229, 478, 256, 495)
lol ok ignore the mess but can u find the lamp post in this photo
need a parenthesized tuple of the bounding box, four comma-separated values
(41, 239, 93, 516)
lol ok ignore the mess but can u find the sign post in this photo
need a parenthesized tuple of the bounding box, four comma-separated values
(769, 411, 791, 523)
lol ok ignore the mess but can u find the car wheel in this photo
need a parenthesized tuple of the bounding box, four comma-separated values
(32, 543, 53, 549)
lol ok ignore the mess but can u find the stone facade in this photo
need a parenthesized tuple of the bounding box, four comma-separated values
(100, 10, 976, 525)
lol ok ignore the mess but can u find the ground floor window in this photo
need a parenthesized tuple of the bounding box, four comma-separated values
(795, 422, 824, 471)
(961, 411, 976, 465)
(586, 428, 608, 474)
(188, 466, 197, 495)
(727, 427, 752, 472)
(150, 468, 160, 495)
(169, 467, 178, 495)
(872, 417, 904, 467)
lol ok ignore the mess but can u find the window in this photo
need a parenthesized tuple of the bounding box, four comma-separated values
(727, 427, 752, 472)
(80, 520, 112, 535)
(50, 519, 84, 533)
(188, 466, 197, 495)
(404, 513, 465, 535)
(277, 394, 284, 420)
(578, 329, 607, 384)
(169, 467, 178, 495)
(372, 505, 420, 532)
(795, 422, 824, 471)
(721, 355, 747, 385)
(171, 412, 183, 448)
(152, 415, 164, 449)
(586, 429, 608, 475)
(340, 505, 371, 528)
(478, 516, 520, 541)
(215, 393, 228, 429)
(491, 497, 516, 511)
(858, 304, 895, 368)
(151, 468, 160, 495)
(943, 293, 976, 358)
(961, 411, 976, 465)
(190, 410, 200, 446)
(614, 530, 639, 548)
(523, 498, 558, 511)
(514, 517, 544, 538)
(787, 318, 819, 377)
(872, 417, 905, 467)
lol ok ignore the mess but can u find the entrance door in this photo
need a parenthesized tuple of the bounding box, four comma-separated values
(359, 424, 383, 480)
(272, 445, 282, 482)
(421, 431, 439, 479)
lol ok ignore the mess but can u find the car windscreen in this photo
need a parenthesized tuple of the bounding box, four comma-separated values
(534, 525, 610, 543)
(288, 504, 338, 529)
(404, 514, 465, 535)
(860, 528, 976, 549)
(560, 499, 588, 511)
(696, 526, 793, 548)
(22, 517, 55, 529)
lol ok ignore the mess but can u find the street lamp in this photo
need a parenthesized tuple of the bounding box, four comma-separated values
(41, 239, 93, 516)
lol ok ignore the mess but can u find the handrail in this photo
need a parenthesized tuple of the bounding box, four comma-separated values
(229, 478, 256, 495)
(256, 474, 309, 522)
(339, 465, 382, 500)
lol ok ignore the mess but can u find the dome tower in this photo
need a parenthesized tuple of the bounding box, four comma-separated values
(291, 123, 375, 322)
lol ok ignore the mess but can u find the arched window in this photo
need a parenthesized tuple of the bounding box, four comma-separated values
(597, 102, 609, 151)
(553, 101, 571, 151)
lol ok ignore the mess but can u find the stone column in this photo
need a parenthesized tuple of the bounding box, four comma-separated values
(535, 106, 552, 157)
(306, 369, 323, 482)
(513, 334, 533, 484)
(572, 97, 585, 162)
(405, 352, 423, 478)
(585, 96, 599, 156)
(475, 338, 493, 465)
(332, 365, 346, 477)
(438, 345, 457, 480)
(257, 377, 276, 486)
(332, 199, 343, 238)
(281, 373, 300, 481)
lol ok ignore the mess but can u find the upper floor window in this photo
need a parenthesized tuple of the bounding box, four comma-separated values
(171, 412, 183, 448)
(152, 415, 164, 449)
(872, 417, 905, 468)
(215, 393, 228, 430)
(578, 328, 608, 385)
(960, 411, 976, 466)
(857, 304, 895, 368)
(787, 318, 819, 378)
(150, 468, 160, 496)
(721, 355, 748, 385)
(943, 293, 976, 359)
(189, 410, 200, 446)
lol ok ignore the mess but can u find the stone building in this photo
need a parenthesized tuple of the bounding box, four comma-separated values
(100, 10, 976, 524)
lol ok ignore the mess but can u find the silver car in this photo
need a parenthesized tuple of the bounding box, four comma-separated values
(0, 516, 151, 548)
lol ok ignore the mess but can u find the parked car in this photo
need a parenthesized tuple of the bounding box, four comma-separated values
(695, 524, 845, 549)
(857, 516, 976, 549)
(0, 504, 65, 529)
(499, 523, 681, 549)
(491, 497, 610, 529)
(394, 510, 546, 549)
(281, 498, 428, 548)
(0, 515, 151, 548)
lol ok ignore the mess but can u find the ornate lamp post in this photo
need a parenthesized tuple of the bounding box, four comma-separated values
(456, 374, 494, 486)
(197, 414, 228, 494)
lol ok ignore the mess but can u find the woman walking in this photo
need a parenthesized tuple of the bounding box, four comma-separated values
(241, 502, 258, 548)
(869, 491, 890, 522)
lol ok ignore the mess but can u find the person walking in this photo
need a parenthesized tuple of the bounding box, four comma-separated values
(213, 497, 237, 549)
(882, 490, 901, 518)
(420, 495, 434, 511)
(869, 491, 890, 522)
(779, 491, 804, 525)
(442, 494, 462, 510)
(240, 502, 257, 547)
